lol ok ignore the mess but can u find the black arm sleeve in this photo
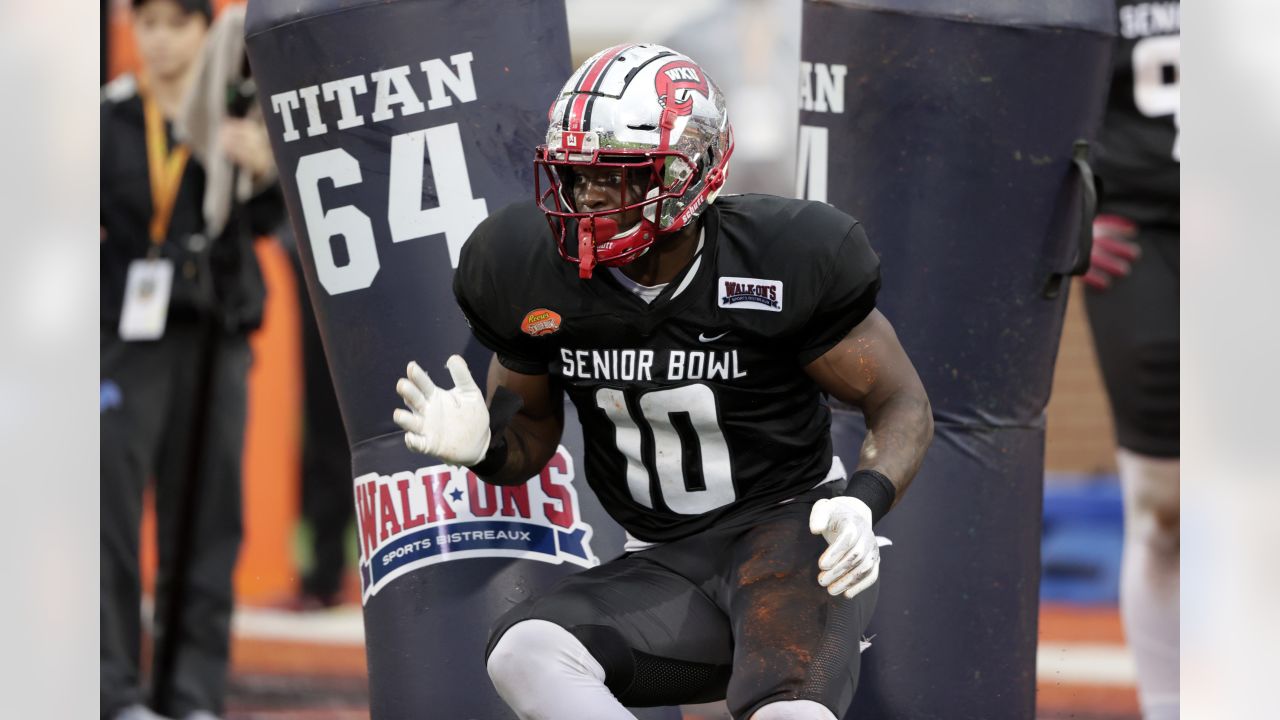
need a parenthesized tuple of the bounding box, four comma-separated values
(793, 222, 881, 366)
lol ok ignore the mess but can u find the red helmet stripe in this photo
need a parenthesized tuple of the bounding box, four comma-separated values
(567, 93, 590, 132)
(582, 44, 632, 92)
(567, 44, 634, 131)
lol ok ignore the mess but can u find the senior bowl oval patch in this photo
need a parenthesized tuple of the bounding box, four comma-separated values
(521, 308, 562, 336)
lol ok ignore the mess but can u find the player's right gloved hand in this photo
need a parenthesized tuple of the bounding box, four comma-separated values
(392, 354, 491, 466)
(1082, 214, 1141, 291)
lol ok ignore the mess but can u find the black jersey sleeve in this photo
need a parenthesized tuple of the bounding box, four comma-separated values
(453, 204, 554, 375)
(792, 222, 881, 365)
(454, 293, 548, 375)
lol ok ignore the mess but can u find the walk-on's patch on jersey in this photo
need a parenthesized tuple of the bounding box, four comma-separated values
(354, 446, 597, 603)
(454, 194, 881, 543)
(718, 276, 783, 312)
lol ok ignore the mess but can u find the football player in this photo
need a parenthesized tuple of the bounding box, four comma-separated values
(1083, 3, 1180, 718)
(394, 44, 933, 720)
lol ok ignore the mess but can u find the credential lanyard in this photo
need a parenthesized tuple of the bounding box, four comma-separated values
(142, 89, 191, 249)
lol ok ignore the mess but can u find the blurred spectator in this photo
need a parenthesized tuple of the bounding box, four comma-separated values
(99, 1, 281, 719)
(1084, 2, 1180, 718)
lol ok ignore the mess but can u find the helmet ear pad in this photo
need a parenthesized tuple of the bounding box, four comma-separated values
(640, 184, 663, 226)
(649, 155, 697, 230)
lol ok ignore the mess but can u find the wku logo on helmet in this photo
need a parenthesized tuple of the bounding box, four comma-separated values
(655, 60, 709, 116)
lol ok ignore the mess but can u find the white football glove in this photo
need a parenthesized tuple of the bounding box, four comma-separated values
(809, 496, 880, 599)
(392, 355, 491, 466)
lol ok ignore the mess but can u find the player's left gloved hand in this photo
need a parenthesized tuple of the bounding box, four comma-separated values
(809, 496, 879, 599)
(392, 355, 491, 466)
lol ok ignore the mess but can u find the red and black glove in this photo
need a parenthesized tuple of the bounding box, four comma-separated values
(1083, 214, 1142, 291)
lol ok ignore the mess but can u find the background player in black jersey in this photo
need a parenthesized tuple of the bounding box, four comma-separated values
(1083, 3, 1180, 718)
(393, 44, 932, 719)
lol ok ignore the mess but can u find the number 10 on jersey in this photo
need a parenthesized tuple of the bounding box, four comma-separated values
(596, 384, 737, 515)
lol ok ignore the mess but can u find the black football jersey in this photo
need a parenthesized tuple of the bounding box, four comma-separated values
(1094, 0, 1180, 228)
(454, 195, 880, 542)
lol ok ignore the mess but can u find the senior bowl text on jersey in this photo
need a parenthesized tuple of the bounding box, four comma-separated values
(354, 446, 598, 602)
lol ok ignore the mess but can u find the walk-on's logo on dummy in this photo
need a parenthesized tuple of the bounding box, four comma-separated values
(355, 446, 597, 602)
(718, 276, 783, 312)
(521, 308, 562, 336)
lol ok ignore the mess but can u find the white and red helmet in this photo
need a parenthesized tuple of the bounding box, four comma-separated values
(536, 44, 734, 278)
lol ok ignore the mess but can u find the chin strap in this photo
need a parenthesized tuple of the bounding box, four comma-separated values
(578, 217, 616, 279)
(577, 231, 596, 279)
(578, 215, 606, 278)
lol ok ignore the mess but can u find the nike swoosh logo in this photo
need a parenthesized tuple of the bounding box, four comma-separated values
(698, 330, 731, 343)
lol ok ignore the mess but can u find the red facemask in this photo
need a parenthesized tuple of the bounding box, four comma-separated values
(536, 149, 702, 279)
(574, 216, 659, 279)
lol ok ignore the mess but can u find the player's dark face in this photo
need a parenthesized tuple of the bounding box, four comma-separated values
(571, 165, 649, 229)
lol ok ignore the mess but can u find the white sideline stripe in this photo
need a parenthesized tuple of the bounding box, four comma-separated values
(227, 606, 1138, 687)
(232, 606, 366, 645)
(1037, 643, 1136, 686)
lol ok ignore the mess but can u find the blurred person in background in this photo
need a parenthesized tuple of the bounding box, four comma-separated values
(99, 0, 281, 718)
(1084, 1, 1180, 717)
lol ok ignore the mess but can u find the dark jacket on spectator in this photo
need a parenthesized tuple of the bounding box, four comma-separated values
(100, 74, 283, 334)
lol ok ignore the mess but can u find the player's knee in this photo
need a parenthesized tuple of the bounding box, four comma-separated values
(1119, 451, 1179, 555)
(484, 623, 521, 694)
(750, 699, 837, 720)
(485, 619, 550, 688)
(1130, 497, 1179, 556)
(486, 619, 605, 694)
(1142, 492, 1179, 544)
